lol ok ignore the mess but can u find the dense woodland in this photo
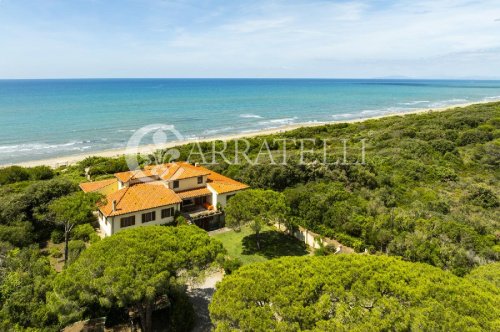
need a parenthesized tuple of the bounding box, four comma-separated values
(210, 255, 500, 331)
(0, 102, 498, 330)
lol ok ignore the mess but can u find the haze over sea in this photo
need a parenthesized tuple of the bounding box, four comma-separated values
(1, 78, 500, 165)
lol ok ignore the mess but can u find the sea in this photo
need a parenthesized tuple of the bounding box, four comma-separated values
(1, 79, 500, 165)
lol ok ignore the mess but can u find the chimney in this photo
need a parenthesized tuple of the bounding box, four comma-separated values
(194, 162, 200, 167)
(112, 200, 117, 212)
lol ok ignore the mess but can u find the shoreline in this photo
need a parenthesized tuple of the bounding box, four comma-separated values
(4, 99, 499, 169)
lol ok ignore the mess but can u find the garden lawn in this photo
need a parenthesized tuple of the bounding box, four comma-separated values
(212, 225, 309, 265)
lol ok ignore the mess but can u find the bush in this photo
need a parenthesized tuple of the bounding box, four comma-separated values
(175, 215, 189, 226)
(51, 229, 64, 244)
(0, 222, 34, 247)
(430, 139, 456, 154)
(49, 246, 62, 258)
(0, 166, 30, 185)
(88, 232, 101, 244)
(28, 166, 54, 181)
(457, 129, 493, 146)
(466, 186, 499, 208)
(222, 257, 242, 275)
(68, 239, 86, 264)
(72, 223, 95, 242)
(314, 243, 337, 256)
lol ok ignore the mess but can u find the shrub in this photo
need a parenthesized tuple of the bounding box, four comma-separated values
(0, 222, 34, 247)
(314, 243, 337, 256)
(51, 229, 64, 244)
(222, 257, 242, 275)
(457, 129, 493, 146)
(88, 232, 101, 244)
(0, 166, 30, 185)
(49, 246, 62, 258)
(175, 215, 189, 226)
(28, 166, 55, 181)
(68, 239, 86, 264)
(430, 139, 456, 154)
(72, 223, 95, 242)
(466, 186, 499, 208)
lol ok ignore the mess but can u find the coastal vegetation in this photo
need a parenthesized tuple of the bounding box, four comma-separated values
(209, 255, 500, 331)
(187, 102, 499, 276)
(0, 102, 498, 330)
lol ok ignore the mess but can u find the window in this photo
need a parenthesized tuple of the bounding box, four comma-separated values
(161, 207, 175, 219)
(142, 211, 156, 223)
(120, 216, 136, 228)
(173, 180, 179, 189)
(197, 176, 203, 184)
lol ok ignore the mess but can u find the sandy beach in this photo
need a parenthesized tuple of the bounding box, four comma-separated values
(5, 99, 499, 169)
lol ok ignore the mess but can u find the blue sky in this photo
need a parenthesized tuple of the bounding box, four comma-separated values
(0, 0, 499, 78)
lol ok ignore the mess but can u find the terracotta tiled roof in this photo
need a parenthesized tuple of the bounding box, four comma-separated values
(99, 182, 182, 216)
(158, 162, 211, 181)
(176, 187, 212, 200)
(79, 178, 117, 193)
(93, 163, 247, 217)
(114, 168, 158, 183)
(205, 170, 249, 194)
(114, 162, 210, 183)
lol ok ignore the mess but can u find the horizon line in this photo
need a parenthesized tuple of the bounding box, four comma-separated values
(1, 77, 500, 81)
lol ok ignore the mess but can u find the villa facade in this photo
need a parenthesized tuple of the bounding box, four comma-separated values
(79, 162, 248, 236)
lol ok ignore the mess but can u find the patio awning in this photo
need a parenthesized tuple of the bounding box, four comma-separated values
(176, 187, 212, 200)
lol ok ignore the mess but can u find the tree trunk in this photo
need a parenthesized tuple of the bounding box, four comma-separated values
(256, 230, 260, 250)
(139, 301, 153, 332)
(64, 223, 69, 264)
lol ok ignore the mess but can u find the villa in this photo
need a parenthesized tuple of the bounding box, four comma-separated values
(79, 162, 248, 236)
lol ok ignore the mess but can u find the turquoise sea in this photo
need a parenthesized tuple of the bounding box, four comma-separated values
(1, 79, 500, 165)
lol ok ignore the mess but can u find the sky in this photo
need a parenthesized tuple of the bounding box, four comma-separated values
(0, 0, 499, 79)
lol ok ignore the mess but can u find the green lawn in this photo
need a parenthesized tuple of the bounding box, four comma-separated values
(212, 225, 309, 265)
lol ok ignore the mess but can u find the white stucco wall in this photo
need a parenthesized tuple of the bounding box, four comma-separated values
(102, 203, 180, 236)
(206, 186, 238, 209)
(98, 212, 112, 236)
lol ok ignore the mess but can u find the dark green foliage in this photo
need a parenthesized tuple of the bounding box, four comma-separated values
(0, 221, 34, 247)
(76, 156, 130, 177)
(466, 185, 499, 208)
(430, 139, 456, 154)
(241, 230, 308, 258)
(457, 128, 494, 146)
(0, 247, 57, 331)
(313, 243, 337, 256)
(49, 226, 224, 331)
(166, 285, 196, 332)
(71, 223, 95, 242)
(221, 257, 242, 275)
(0, 165, 55, 185)
(67, 239, 86, 264)
(207, 102, 500, 274)
(29, 166, 55, 181)
(50, 229, 64, 244)
(0, 166, 30, 185)
(225, 189, 288, 250)
(0, 178, 78, 244)
(210, 255, 500, 331)
(48, 191, 102, 264)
